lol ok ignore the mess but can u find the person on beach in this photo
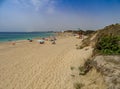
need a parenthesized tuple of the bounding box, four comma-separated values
(27, 38, 33, 42)
(50, 36, 56, 44)
(51, 40, 56, 44)
(12, 41, 16, 45)
(78, 32, 82, 39)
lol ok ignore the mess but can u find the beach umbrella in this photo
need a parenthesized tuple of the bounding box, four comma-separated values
(27, 38, 32, 40)
(37, 40, 45, 44)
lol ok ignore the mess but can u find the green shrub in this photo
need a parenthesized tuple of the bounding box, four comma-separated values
(96, 36, 120, 54)
(70, 66, 75, 70)
(74, 83, 84, 89)
(79, 59, 93, 75)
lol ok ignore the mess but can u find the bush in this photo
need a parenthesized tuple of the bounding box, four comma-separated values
(96, 36, 120, 54)
(79, 59, 93, 75)
(74, 83, 84, 89)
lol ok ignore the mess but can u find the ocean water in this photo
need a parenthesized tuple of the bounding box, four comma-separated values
(0, 32, 54, 42)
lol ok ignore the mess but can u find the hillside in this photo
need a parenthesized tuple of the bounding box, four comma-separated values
(75, 23, 120, 89)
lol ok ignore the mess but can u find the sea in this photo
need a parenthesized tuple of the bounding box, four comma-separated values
(0, 32, 54, 42)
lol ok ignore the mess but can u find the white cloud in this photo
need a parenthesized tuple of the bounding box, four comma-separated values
(31, 0, 56, 13)
(16, 0, 31, 7)
(16, 0, 56, 13)
(46, 0, 56, 14)
(2, 0, 115, 31)
(31, 0, 43, 11)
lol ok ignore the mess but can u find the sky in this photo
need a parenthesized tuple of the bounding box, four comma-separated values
(0, 0, 120, 32)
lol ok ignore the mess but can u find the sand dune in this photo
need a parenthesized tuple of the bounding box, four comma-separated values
(0, 36, 94, 89)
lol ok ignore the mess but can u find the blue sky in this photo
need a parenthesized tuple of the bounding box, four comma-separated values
(0, 0, 120, 31)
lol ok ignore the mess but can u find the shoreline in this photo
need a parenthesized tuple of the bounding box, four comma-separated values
(0, 32, 72, 45)
(0, 32, 70, 51)
(0, 32, 55, 43)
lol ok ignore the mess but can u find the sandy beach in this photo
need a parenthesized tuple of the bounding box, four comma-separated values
(0, 35, 104, 89)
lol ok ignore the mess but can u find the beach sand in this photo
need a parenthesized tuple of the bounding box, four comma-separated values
(0, 36, 105, 89)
